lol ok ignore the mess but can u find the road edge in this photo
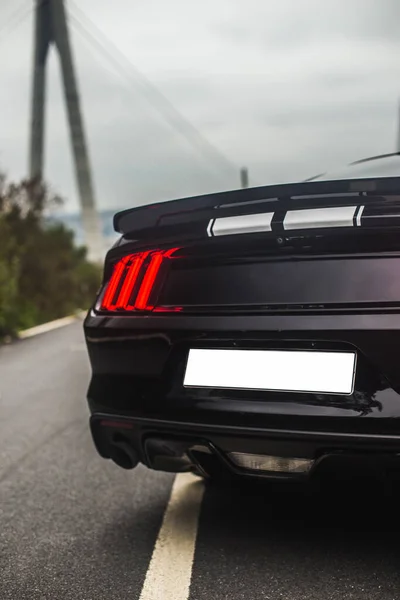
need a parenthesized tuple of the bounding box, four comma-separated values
(18, 310, 88, 340)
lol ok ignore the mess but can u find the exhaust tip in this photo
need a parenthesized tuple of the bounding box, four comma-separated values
(109, 438, 139, 470)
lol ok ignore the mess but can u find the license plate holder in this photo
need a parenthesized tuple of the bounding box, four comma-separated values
(183, 348, 356, 395)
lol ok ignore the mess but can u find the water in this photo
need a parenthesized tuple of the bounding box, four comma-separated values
(47, 208, 120, 250)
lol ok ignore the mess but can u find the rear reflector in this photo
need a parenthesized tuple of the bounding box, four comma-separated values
(229, 452, 314, 474)
(100, 248, 179, 312)
(99, 420, 134, 429)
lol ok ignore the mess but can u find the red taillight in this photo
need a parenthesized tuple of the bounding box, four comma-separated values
(100, 248, 179, 312)
(134, 251, 164, 311)
(101, 256, 130, 310)
(116, 252, 149, 309)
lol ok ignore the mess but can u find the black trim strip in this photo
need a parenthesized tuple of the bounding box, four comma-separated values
(91, 413, 400, 443)
(270, 210, 286, 232)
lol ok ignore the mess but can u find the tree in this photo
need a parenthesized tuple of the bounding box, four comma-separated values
(0, 172, 102, 338)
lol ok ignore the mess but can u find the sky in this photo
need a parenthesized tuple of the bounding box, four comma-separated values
(1, 0, 400, 214)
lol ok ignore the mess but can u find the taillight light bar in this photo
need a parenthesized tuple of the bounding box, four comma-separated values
(100, 248, 179, 312)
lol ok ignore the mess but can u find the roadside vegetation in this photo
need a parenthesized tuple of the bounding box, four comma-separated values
(0, 172, 102, 340)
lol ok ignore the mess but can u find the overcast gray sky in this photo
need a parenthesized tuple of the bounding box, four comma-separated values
(1, 0, 400, 213)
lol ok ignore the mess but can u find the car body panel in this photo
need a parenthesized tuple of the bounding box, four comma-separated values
(84, 172, 400, 478)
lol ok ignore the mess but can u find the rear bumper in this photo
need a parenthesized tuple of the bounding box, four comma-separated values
(90, 413, 400, 479)
(85, 310, 400, 476)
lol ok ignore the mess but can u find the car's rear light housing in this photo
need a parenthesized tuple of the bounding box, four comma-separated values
(229, 452, 314, 474)
(99, 248, 180, 313)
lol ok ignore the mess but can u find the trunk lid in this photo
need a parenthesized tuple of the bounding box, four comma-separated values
(99, 176, 400, 316)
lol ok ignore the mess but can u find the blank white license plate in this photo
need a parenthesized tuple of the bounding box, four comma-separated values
(183, 348, 356, 395)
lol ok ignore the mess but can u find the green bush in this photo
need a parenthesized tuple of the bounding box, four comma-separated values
(0, 173, 102, 339)
(0, 218, 20, 335)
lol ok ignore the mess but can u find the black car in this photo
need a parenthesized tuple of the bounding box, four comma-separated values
(84, 156, 400, 482)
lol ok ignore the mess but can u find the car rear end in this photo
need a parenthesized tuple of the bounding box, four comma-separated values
(84, 175, 400, 481)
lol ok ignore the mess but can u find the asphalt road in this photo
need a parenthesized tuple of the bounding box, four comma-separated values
(1, 321, 400, 599)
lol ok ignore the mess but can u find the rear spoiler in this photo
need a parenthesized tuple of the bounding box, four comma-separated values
(114, 176, 400, 238)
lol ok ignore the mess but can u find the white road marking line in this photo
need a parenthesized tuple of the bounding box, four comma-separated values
(18, 311, 87, 339)
(19, 316, 77, 339)
(139, 472, 205, 600)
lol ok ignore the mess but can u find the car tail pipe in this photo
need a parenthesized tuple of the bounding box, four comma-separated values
(109, 436, 139, 470)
